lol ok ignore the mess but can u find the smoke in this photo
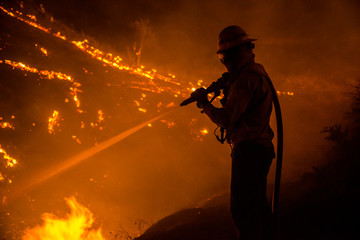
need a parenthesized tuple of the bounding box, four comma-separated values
(43, 0, 360, 176)
(1, 0, 360, 238)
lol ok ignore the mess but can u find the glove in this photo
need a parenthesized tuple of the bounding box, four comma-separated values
(190, 87, 209, 108)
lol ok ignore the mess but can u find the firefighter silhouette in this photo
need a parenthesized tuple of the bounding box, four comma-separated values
(182, 25, 280, 240)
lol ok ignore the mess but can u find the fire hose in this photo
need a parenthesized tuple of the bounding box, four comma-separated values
(180, 73, 283, 224)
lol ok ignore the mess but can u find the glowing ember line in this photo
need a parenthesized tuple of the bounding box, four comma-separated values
(9, 108, 177, 200)
(0, 5, 50, 33)
(276, 90, 294, 96)
(3, 60, 82, 110)
(0, 5, 295, 99)
(0, 6, 187, 95)
(71, 40, 183, 87)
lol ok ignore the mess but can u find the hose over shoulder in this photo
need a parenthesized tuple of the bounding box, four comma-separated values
(266, 76, 283, 223)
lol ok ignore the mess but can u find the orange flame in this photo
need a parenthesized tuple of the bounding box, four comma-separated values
(22, 196, 106, 240)
(48, 110, 61, 134)
(0, 121, 14, 129)
(0, 145, 17, 168)
(40, 47, 48, 56)
(200, 128, 208, 135)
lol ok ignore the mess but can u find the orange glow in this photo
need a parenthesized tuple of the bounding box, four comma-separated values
(161, 120, 176, 128)
(277, 90, 294, 96)
(26, 14, 37, 21)
(200, 128, 208, 135)
(10, 109, 176, 200)
(48, 110, 61, 134)
(22, 196, 106, 240)
(0, 121, 14, 129)
(40, 47, 48, 56)
(97, 110, 104, 123)
(134, 100, 141, 107)
(72, 135, 82, 144)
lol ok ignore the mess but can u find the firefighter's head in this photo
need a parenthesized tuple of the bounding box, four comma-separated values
(217, 26, 256, 72)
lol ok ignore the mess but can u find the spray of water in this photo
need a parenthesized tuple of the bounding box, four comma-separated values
(9, 107, 178, 201)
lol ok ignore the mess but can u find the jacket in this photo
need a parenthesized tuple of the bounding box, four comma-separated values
(203, 60, 274, 145)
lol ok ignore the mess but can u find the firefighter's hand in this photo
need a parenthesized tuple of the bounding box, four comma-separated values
(191, 87, 209, 108)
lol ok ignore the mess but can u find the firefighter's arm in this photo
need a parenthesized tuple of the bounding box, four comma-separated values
(202, 104, 230, 128)
(203, 72, 256, 129)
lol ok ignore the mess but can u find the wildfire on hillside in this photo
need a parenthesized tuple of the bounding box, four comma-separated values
(1, 60, 82, 112)
(0, 3, 296, 239)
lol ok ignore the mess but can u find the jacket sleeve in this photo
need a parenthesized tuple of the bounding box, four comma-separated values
(202, 72, 260, 129)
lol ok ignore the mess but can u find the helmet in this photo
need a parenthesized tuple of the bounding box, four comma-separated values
(217, 25, 256, 54)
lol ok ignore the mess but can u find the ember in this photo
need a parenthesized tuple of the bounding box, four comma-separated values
(0, 145, 17, 169)
(48, 110, 61, 134)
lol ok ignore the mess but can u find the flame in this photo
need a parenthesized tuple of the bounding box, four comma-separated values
(0, 145, 17, 184)
(2, 60, 82, 111)
(48, 110, 61, 134)
(22, 196, 106, 240)
(276, 90, 294, 96)
(0, 172, 4, 181)
(0, 121, 14, 129)
(0, 145, 18, 168)
(97, 110, 104, 123)
(40, 47, 48, 56)
(200, 128, 208, 135)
